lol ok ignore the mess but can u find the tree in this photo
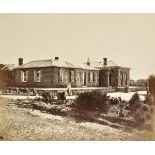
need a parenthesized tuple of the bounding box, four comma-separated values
(0, 64, 13, 89)
(148, 75, 155, 100)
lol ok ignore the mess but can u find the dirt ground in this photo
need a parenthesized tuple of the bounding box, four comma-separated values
(0, 97, 155, 141)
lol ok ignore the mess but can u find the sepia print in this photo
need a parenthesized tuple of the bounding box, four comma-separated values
(0, 13, 155, 140)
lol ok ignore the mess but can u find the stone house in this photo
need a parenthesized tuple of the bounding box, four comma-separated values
(86, 58, 130, 87)
(13, 57, 99, 88)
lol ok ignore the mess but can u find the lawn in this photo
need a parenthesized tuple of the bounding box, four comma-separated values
(0, 94, 155, 140)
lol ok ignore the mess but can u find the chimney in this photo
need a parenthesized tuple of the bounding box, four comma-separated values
(18, 58, 23, 66)
(55, 57, 59, 61)
(87, 58, 90, 66)
(103, 58, 107, 66)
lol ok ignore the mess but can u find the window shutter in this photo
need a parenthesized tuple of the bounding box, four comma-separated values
(39, 70, 42, 82)
(71, 71, 74, 82)
(77, 72, 80, 82)
(58, 70, 60, 81)
(34, 70, 36, 82)
(26, 71, 28, 82)
(59, 68, 63, 82)
(21, 71, 23, 82)
(93, 73, 95, 82)
(62, 70, 63, 82)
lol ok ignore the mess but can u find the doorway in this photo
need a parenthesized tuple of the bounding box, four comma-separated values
(109, 73, 112, 86)
(82, 72, 86, 86)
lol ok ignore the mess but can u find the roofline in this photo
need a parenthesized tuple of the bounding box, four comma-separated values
(14, 65, 99, 71)
(96, 66, 131, 70)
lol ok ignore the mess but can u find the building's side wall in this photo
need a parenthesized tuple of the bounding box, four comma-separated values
(75, 69, 99, 87)
(14, 67, 55, 88)
(109, 68, 119, 87)
(14, 67, 99, 88)
(118, 68, 130, 87)
(99, 67, 130, 87)
(99, 69, 109, 87)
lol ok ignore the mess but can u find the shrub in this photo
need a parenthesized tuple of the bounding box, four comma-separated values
(134, 109, 145, 123)
(134, 104, 150, 124)
(141, 104, 150, 112)
(74, 90, 110, 113)
(129, 92, 140, 105)
(144, 94, 154, 106)
(42, 91, 55, 103)
(129, 92, 141, 111)
(110, 97, 120, 105)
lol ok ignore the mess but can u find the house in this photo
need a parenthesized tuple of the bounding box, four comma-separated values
(86, 58, 130, 87)
(2, 57, 130, 89)
(13, 57, 99, 88)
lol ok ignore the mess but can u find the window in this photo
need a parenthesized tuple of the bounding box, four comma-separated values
(95, 73, 98, 82)
(70, 71, 75, 82)
(120, 72, 123, 85)
(59, 68, 63, 82)
(77, 72, 81, 82)
(124, 73, 128, 85)
(90, 72, 94, 82)
(82, 72, 86, 85)
(34, 70, 42, 82)
(21, 71, 28, 82)
(109, 73, 112, 86)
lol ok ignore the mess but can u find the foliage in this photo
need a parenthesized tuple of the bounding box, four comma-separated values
(148, 75, 155, 95)
(0, 64, 13, 88)
(129, 92, 140, 105)
(129, 92, 141, 111)
(148, 75, 155, 104)
(144, 94, 154, 106)
(42, 91, 57, 103)
(110, 97, 121, 105)
(134, 104, 150, 123)
(42, 91, 52, 103)
(74, 90, 110, 113)
(141, 104, 150, 112)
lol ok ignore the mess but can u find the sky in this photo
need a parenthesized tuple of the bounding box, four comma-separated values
(0, 13, 155, 80)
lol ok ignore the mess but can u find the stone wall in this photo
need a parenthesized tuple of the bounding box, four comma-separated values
(118, 68, 130, 87)
(99, 67, 130, 87)
(14, 67, 99, 88)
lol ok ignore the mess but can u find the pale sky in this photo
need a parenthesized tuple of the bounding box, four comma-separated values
(0, 13, 155, 80)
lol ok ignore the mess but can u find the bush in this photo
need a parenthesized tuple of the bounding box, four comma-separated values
(141, 104, 150, 112)
(144, 94, 154, 106)
(42, 91, 55, 103)
(110, 97, 120, 105)
(129, 92, 140, 105)
(129, 92, 141, 111)
(134, 104, 150, 124)
(74, 90, 110, 113)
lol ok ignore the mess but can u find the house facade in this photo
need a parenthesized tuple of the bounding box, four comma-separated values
(87, 58, 130, 87)
(13, 57, 99, 88)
